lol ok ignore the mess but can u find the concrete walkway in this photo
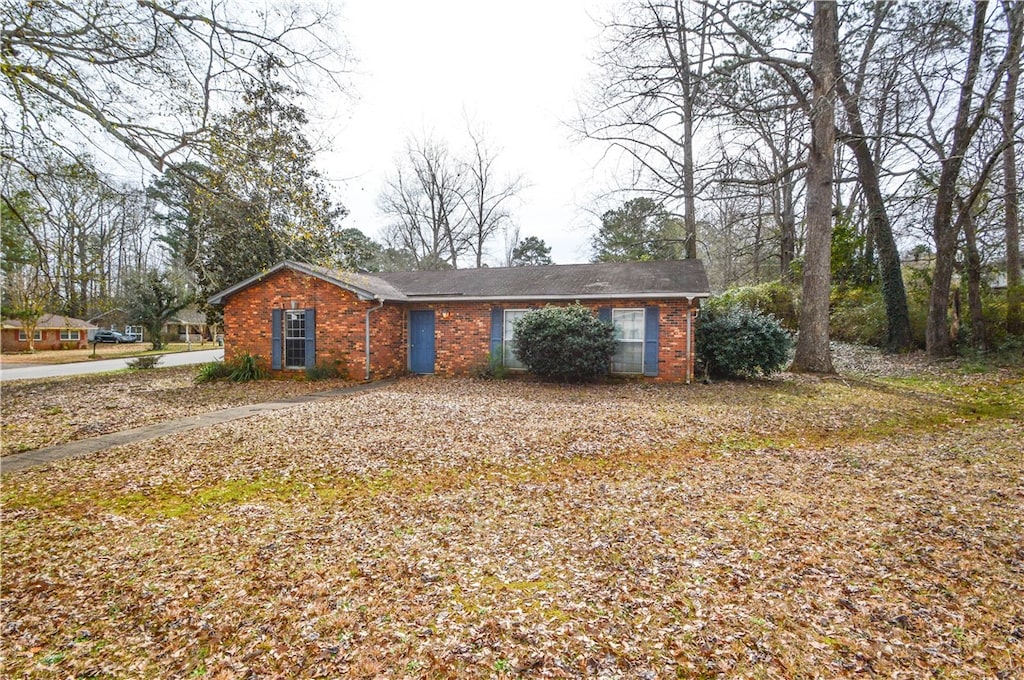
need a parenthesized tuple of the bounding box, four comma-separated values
(1, 380, 392, 474)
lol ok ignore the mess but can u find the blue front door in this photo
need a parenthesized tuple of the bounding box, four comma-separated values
(409, 310, 436, 374)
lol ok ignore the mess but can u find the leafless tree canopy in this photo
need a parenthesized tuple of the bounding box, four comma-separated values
(1, 0, 346, 173)
(582, 0, 1023, 358)
(379, 130, 524, 270)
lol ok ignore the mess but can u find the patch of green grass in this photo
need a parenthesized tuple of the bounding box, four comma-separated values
(40, 651, 65, 666)
(480, 575, 556, 594)
(719, 434, 793, 452)
(95, 476, 314, 519)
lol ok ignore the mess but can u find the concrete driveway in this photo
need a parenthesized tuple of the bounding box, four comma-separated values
(0, 348, 223, 382)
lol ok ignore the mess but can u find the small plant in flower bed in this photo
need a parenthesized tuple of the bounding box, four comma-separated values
(305, 360, 347, 381)
(194, 353, 267, 383)
(194, 360, 232, 384)
(470, 346, 510, 380)
(228, 352, 267, 382)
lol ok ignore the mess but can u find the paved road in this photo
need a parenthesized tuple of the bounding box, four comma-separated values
(0, 348, 223, 382)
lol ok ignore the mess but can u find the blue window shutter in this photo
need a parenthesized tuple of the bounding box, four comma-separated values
(490, 307, 503, 356)
(643, 306, 659, 377)
(271, 309, 282, 370)
(598, 306, 611, 323)
(304, 308, 316, 369)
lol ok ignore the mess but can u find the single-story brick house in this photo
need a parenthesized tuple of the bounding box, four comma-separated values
(209, 259, 711, 382)
(1, 314, 96, 352)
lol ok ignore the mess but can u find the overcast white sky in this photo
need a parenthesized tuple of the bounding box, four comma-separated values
(320, 0, 619, 265)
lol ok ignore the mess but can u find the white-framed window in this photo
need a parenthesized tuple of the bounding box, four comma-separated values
(611, 308, 645, 374)
(18, 330, 43, 341)
(284, 309, 306, 369)
(502, 309, 530, 369)
(60, 329, 80, 341)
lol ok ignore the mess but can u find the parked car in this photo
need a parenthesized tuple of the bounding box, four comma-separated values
(92, 330, 136, 343)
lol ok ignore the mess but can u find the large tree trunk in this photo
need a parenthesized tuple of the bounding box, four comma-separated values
(835, 63, 913, 352)
(1004, 3, 1023, 335)
(926, 1, 990, 357)
(670, 0, 704, 259)
(791, 1, 836, 374)
(962, 207, 987, 350)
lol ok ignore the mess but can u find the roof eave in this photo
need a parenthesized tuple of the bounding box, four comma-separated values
(400, 292, 711, 303)
(207, 261, 398, 305)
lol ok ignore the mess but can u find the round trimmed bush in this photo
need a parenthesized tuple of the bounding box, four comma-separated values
(697, 303, 792, 378)
(512, 304, 617, 381)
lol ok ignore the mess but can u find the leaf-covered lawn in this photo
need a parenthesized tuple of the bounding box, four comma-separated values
(0, 367, 353, 456)
(2, 370, 1022, 678)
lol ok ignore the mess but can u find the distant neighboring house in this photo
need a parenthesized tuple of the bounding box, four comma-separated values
(1, 314, 96, 351)
(985, 255, 1023, 291)
(209, 259, 711, 383)
(87, 308, 133, 331)
(163, 306, 211, 342)
(902, 250, 1022, 290)
(87, 307, 143, 341)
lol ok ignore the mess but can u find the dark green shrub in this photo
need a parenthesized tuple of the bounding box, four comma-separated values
(305, 360, 347, 381)
(228, 352, 267, 382)
(194, 360, 232, 384)
(126, 355, 161, 370)
(512, 304, 617, 382)
(697, 303, 792, 378)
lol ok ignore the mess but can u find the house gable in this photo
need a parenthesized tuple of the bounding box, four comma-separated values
(221, 268, 406, 380)
(208, 261, 402, 306)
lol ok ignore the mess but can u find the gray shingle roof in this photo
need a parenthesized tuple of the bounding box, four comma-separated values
(209, 259, 710, 305)
(374, 260, 710, 301)
(2, 314, 96, 330)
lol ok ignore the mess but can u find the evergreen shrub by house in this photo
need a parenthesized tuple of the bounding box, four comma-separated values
(697, 300, 792, 378)
(512, 304, 617, 382)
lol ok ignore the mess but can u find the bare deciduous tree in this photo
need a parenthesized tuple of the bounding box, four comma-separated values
(1001, 0, 1023, 335)
(2, 0, 346, 174)
(914, 0, 1023, 357)
(379, 136, 469, 270)
(579, 0, 716, 259)
(380, 129, 525, 270)
(790, 0, 837, 373)
(459, 126, 526, 268)
(834, 1, 912, 351)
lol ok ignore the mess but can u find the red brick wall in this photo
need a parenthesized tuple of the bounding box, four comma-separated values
(221, 268, 701, 382)
(1, 329, 89, 352)
(432, 299, 698, 382)
(222, 269, 406, 380)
